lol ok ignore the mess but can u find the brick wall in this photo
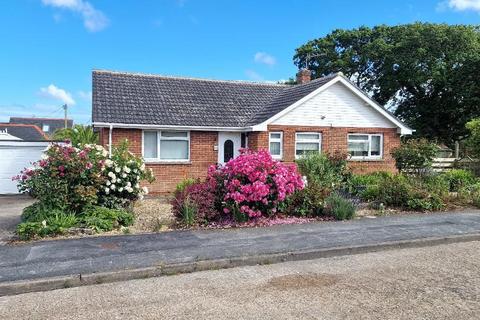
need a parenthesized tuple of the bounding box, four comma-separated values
(99, 125, 400, 193)
(99, 128, 217, 193)
(248, 125, 400, 174)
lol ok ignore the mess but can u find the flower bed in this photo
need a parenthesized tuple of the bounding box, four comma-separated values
(13, 140, 154, 240)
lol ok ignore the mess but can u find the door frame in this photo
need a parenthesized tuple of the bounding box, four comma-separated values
(217, 132, 242, 164)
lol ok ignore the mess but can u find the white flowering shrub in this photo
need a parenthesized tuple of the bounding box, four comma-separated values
(99, 140, 154, 209)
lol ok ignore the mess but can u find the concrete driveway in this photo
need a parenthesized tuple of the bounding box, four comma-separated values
(0, 195, 33, 243)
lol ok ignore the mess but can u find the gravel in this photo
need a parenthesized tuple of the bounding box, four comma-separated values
(1, 241, 479, 319)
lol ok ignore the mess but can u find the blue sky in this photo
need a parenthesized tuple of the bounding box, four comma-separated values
(0, 0, 478, 124)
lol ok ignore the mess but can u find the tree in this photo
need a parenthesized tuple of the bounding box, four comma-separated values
(53, 125, 98, 147)
(294, 23, 480, 145)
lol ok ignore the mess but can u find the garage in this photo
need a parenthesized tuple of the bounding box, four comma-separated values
(0, 141, 50, 194)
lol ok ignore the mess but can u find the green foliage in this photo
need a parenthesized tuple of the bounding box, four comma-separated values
(16, 208, 78, 240)
(391, 139, 438, 173)
(293, 152, 350, 216)
(296, 152, 350, 191)
(80, 206, 134, 232)
(465, 118, 480, 157)
(179, 197, 197, 226)
(440, 169, 476, 192)
(175, 178, 198, 194)
(324, 193, 355, 220)
(294, 23, 480, 144)
(53, 125, 98, 147)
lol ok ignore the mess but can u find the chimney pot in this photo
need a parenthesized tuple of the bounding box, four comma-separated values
(296, 69, 311, 84)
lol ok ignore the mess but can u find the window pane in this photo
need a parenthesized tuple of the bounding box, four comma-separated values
(144, 132, 158, 158)
(348, 135, 368, 141)
(296, 142, 319, 156)
(297, 133, 320, 140)
(160, 140, 188, 160)
(348, 141, 368, 157)
(161, 131, 188, 138)
(270, 133, 281, 139)
(270, 142, 281, 155)
(371, 136, 381, 156)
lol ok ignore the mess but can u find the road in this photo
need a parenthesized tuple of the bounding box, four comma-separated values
(1, 241, 479, 319)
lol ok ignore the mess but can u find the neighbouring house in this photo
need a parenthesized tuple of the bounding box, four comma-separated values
(92, 69, 413, 193)
(10, 117, 73, 138)
(0, 124, 52, 194)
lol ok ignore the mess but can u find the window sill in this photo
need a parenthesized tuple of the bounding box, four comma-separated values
(144, 160, 191, 165)
(348, 157, 384, 162)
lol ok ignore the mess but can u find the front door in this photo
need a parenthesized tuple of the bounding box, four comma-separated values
(218, 132, 242, 164)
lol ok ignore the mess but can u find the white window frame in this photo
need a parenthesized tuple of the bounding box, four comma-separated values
(347, 133, 383, 160)
(269, 132, 283, 160)
(295, 132, 322, 159)
(142, 130, 190, 162)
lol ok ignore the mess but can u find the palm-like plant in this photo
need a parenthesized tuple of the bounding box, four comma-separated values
(53, 125, 98, 147)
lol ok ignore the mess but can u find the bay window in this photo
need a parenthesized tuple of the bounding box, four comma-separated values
(143, 130, 190, 162)
(295, 132, 321, 158)
(269, 132, 283, 159)
(347, 133, 382, 159)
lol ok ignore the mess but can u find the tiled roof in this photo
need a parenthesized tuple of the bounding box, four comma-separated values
(9, 117, 73, 136)
(0, 124, 48, 141)
(92, 70, 334, 127)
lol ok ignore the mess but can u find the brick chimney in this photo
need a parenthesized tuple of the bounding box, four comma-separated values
(296, 69, 311, 84)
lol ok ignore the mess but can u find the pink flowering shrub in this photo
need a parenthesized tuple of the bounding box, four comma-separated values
(14, 141, 154, 212)
(207, 149, 304, 221)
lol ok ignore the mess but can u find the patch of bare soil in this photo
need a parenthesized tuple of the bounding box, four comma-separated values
(264, 273, 340, 291)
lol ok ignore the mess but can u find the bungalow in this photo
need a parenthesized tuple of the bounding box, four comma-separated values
(92, 69, 412, 193)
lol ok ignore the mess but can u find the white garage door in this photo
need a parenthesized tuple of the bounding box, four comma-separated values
(0, 142, 50, 194)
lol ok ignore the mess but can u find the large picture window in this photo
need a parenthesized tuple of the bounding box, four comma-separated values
(295, 132, 321, 159)
(347, 134, 383, 159)
(143, 131, 190, 162)
(269, 132, 283, 159)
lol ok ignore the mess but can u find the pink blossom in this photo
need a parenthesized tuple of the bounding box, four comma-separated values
(85, 162, 93, 169)
(58, 165, 65, 172)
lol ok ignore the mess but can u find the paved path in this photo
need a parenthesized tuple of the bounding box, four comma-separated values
(1, 210, 480, 285)
(0, 196, 33, 243)
(1, 241, 479, 319)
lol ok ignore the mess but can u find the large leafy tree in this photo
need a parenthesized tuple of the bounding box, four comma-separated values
(294, 23, 480, 145)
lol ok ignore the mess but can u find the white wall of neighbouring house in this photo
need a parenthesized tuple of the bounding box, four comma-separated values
(271, 82, 396, 128)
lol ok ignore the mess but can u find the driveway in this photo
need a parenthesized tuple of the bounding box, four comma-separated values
(0, 195, 33, 243)
(1, 241, 478, 319)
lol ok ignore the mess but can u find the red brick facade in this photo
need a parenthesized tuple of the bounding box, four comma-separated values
(100, 125, 400, 193)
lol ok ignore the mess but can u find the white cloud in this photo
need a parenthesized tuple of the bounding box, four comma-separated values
(254, 52, 276, 66)
(40, 84, 76, 106)
(42, 0, 109, 32)
(440, 0, 480, 12)
(245, 69, 263, 81)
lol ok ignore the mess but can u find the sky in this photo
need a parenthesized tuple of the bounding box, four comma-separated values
(0, 0, 479, 124)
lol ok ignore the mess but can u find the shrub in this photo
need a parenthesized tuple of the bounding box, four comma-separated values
(207, 149, 304, 221)
(465, 118, 480, 157)
(391, 139, 438, 174)
(79, 206, 134, 232)
(171, 182, 218, 225)
(99, 140, 155, 209)
(53, 125, 98, 147)
(324, 193, 355, 220)
(175, 178, 198, 194)
(15, 141, 153, 213)
(296, 152, 349, 191)
(440, 169, 476, 192)
(16, 209, 78, 240)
